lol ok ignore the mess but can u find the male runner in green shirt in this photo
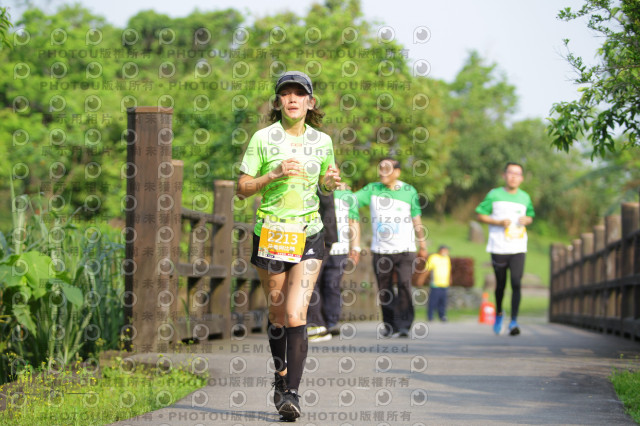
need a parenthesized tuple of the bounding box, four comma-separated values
(476, 162, 535, 336)
(355, 158, 427, 337)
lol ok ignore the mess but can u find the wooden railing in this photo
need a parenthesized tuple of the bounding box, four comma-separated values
(123, 107, 267, 352)
(550, 200, 640, 340)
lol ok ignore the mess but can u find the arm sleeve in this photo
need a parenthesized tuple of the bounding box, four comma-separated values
(239, 132, 262, 177)
(475, 191, 494, 215)
(426, 255, 434, 272)
(354, 185, 372, 208)
(345, 190, 360, 220)
(410, 188, 422, 217)
(319, 137, 335, 176)
(526, 195, 535, 217)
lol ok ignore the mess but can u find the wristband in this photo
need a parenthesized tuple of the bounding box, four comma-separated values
(351, 246, 362, 253)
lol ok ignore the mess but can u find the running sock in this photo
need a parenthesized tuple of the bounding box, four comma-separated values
(267, 321, 287, 373)
(285, 324, 308, 392)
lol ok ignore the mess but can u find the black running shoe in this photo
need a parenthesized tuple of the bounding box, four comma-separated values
(508, 320, 520, 336)
(272, 372, 288, 410)
(392, 328, 410, 338)
(379, 323, 394, 338)
(278, 390, 301, 421)
(327, 325, 341, 336)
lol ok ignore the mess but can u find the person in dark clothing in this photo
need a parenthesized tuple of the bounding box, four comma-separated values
(307, 183, 361, 341)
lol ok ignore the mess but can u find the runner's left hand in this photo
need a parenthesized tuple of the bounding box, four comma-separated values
(321, 165, 341, 191)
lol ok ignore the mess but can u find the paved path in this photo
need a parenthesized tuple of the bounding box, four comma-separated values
(112, 319, 640, 425)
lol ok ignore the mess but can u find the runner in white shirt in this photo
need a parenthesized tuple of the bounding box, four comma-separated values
(476, 162, 535, 336)
(355, 158, 428, 337)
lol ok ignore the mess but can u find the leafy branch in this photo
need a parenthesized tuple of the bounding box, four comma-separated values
(548, 0, 640, 159)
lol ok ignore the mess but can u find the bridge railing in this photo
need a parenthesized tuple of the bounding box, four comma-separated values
(550, 200, 640, 340)
(123, 107, 266, 352)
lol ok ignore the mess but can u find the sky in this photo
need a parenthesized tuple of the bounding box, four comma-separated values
(6, 0, 602, 121)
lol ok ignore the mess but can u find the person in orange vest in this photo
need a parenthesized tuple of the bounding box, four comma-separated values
(426, 245, 452, 322)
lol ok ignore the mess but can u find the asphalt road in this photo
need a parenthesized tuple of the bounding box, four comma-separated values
(111, 319, 640, 426)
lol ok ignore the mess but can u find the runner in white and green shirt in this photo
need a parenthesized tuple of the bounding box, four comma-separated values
(355, 158, 427, 337)
(476, 162, 535, 337)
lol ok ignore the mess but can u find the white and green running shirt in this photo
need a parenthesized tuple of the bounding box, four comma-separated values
(475, 187, 535, 254)
(355, 181, 422, 254)
(330, 189, 360, 255)
(239, 121, 335, 237)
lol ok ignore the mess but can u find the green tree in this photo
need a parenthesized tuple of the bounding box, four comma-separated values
(0, 6, 12, 50)
(548, 0, 640, 158)
(438, 51, 517, 215)
(0, 1, 457, 226)
(0, 0, 617, 239)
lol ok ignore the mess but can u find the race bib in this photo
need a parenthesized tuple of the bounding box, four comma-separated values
(258, 217, 306, 263)
(505, 224, 526, 240)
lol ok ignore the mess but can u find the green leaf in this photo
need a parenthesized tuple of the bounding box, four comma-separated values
(0, 265, 24, 288)
(12, 304, 37, 336)
(55, 279, 84, 307)
(1, 254, 20, 267)
(20, 252, 53, 291)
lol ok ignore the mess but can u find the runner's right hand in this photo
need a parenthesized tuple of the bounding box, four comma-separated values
(269, 158, 302, 179)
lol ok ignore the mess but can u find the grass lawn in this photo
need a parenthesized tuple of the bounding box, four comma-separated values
(0, 356, 207, 426)
(611, 365, 640, 424)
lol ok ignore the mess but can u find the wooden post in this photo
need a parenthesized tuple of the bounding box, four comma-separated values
(621, 203, 639, 277)
(165, 160, 183, 345)
(572, 239, 582, 288)
(581, 233, 594, 286)
(210, 180, 235, 339)
(621, 203, 640, 336)
(549, 243, 564, 320)
(558, 245, 566, 314)
(232, 224, 251, 316)
(565, 245, 573, 294)
(572, 239, 582, 316)
(124, 107, 174, 352)
(581, 233, 594, 317)
(593, 225, 605, 284)
(231, 221, 253, 332)
(604, 215, 621, 331)
(566, 245, 574, 315)
(187, 216, 210, 341)
(239, 198, 266, 331)
(605, 215, 621, 281)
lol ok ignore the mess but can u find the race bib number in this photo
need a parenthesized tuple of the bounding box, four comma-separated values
(258, 218, 306, 263)
(505, 224, 526, 240)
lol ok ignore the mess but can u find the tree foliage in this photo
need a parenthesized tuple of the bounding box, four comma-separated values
(0, 0, 632, 238)
(0, 7, 12, 50)
(548, 0, 640, 158)
(438, 52, 517, 214)
(0, 1, 456, 224)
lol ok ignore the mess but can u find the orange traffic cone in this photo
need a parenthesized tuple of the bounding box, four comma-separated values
(478, 292, 496, 325)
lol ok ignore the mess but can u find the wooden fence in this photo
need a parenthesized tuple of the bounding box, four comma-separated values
(122, 107, 378, 352)
(549, 200, 640, 340)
